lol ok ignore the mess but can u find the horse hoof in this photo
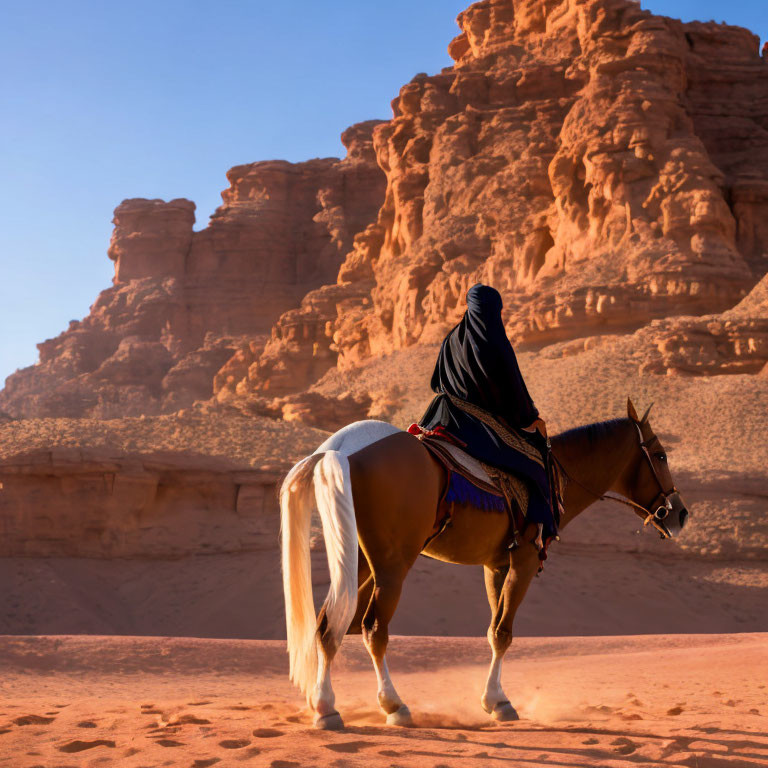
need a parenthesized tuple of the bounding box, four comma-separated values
(491, 701, 519, 722)
(386, 705, 413, 727)
(314, 711, 344, 730)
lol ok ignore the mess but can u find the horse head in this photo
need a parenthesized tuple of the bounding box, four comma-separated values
(623, 398, 689, 538)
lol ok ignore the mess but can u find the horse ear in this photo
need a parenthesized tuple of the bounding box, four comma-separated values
(641, 402, 654, 424)
(627, 398, 640, 423)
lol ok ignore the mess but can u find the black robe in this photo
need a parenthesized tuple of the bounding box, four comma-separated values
(418, 284, 556, 537)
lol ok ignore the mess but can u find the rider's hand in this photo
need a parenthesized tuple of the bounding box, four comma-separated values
(523, 417, 547, 439)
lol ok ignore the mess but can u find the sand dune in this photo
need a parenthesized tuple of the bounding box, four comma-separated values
(2, 633, 766, 768)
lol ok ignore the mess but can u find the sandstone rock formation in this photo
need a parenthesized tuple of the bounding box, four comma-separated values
(108, 197, 196, 283)
(0, 410, 327, 558)
(0, 122, 385, 418)
(337, 0, 768, 358)
(0, 448, 284, 558)
(0, 1, 766, 649)
(638, 273, 768, 376)
(212, 281, 377, 422)
(216, 0, 768, 412)
(3, 0, 768, 424)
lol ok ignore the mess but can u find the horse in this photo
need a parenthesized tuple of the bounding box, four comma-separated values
(280, 399, 688, 729)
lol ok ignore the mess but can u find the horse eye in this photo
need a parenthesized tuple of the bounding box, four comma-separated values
(655, 452, 667, 463)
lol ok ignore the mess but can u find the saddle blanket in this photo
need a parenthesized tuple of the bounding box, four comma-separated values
(415, 433, 529, 527)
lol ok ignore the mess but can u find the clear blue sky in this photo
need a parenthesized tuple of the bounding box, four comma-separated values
(1, 1, 765, 386)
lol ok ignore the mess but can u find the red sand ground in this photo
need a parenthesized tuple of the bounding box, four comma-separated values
(2, 633, 766, 768)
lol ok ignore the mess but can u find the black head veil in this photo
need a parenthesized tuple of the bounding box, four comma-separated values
(429, 284, 538, 429)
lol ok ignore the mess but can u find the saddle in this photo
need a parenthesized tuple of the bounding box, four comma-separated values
(413, 432, 529, 550)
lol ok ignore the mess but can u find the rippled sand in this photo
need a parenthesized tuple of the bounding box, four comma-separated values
(2, 633, 766, 768)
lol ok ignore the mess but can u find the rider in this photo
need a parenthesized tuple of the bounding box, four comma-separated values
(416, 283, 559, 551)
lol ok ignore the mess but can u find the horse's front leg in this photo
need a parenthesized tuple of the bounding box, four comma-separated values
(481, 544, 539, 721)
(481, 563, 515, 720)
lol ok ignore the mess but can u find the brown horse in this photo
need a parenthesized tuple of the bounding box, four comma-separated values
(280, 399, 688, 729)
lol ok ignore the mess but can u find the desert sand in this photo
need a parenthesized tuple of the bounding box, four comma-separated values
(2, 633, 766, 768)
(2, 543, 767, 640)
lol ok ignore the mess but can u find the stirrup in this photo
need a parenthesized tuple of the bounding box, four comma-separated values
(533, 523, 544, 552)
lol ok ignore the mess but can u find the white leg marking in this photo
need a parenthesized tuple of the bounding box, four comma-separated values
(482, 653, 506, 712)
(312, 642, 336, 716)
(373, 656, 404, 714)
(364, 642, 411, 725)
(312, 640, 345, 729)
(481, 648, 519, 721)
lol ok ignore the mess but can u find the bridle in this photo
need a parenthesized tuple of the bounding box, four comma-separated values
(552, 421, 680, 539)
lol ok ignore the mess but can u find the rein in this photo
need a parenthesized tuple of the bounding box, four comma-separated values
(552, 422, 677, 539)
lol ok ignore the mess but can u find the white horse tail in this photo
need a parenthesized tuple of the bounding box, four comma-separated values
(280, 450, 358, 700)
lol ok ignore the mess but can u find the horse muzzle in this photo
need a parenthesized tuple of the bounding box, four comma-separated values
(655, 491, 688, 538)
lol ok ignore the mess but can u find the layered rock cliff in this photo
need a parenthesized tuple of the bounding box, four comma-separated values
(2, 0, 768, 423)
(0, 122, 385, 418)
(215, 0, 768, 414)
(0, 411, 327, 558)
(637, 273, 768, 376)
(347, 0, 767, 357)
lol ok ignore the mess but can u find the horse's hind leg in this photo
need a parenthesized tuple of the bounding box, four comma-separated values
(314, 532, 414, 730)
(312, 561, 372, 729)
(347, 431, 442, 726)
(346, 552, 373, 636)
(482, 544, 539, 721)
(312, 556, 373, 727)
(362, 568, 412, 725)
(312, 634, 340, 728)
(310, 600, 347, 729)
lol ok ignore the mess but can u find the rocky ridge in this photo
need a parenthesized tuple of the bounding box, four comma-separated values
(0, 411, 327, 558)
(0, 122, 385, 419)
(216, 0, 768, 417)
(2, 0, 767, 427)
(637, 273, 768, 375)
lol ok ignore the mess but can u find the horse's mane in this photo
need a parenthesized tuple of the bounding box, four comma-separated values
(553, 418, 628, 448)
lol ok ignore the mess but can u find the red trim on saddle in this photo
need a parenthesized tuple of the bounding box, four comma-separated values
(407, 423, 467, 448)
